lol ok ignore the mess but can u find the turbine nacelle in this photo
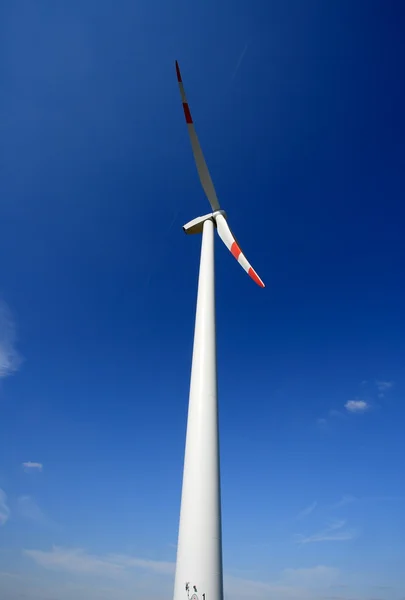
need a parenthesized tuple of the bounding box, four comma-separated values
(183, 210, 227, 235)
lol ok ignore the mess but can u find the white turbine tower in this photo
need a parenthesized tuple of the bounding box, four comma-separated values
(173, 61, 265, 600)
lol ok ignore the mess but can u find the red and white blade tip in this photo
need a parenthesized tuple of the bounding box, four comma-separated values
(215, 214, 265, 288)
(231, 240, 265, 288)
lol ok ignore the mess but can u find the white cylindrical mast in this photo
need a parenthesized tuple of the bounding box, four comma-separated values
(173, 217, 224, 600)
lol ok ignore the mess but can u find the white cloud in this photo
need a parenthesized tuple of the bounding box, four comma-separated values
(22, 461, 43, 472)
(24, 546, 174, 577)
(345, 400, 369, 413)
(296, 501, 317, 520)
(0, 489, 10, 525)
(0, 300, 21, 378)
(295, 519, 357, 544)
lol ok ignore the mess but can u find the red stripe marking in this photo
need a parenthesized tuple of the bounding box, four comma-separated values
(175, 61, 182, 82)
(248, 267, 265, 287)
(231, 242, 241, 260)
(183, 103, 193, 124)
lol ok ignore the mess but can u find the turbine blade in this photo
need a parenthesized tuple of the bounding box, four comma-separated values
(175, 61, 221, 213)
(215, 214, 265, 288)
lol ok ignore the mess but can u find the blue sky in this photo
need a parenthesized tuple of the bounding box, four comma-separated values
(1, 0, 404, 599)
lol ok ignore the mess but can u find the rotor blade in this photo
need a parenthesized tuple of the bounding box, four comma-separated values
(175, 61, 221, 213)
(215, 213, 265, 288)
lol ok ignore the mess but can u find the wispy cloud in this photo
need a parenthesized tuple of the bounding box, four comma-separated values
(3, 564, 344, 600)
(225, 575, 306, 599)
(344, 400, 369, 413)
(332, 494, 404, 509)
(294, 520, 357, 544)
(24, 547, 175, 577)
(318, 380, 388, 425)
(24, 547, 125, 576)
(331, 495, 356, 509)
(296, 501, 317, 520)
(17, 495, 54, 527)
(281, 565, 339, 586)
(376, 380, 394, 399)
(329, 409, 344, 418)
(317, 409, 346, 428)
(231, 42, 249, 81)
(13, 550, 351, 600)
(373, 585, 393, 590)
(22, 461, 43, 472)
(24, 547, 343, 600)
(0, 300, 22, 379)
(226, 565, 340, 599)
(0, 489, 10, 525)
(106, 554, 175, 576)
(376, 381, 393, 392)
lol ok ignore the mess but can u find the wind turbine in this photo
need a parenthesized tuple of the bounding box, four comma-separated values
(173, 61, 265, 600)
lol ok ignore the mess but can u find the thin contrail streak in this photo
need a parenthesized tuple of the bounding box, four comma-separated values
(231, 42, 248, 81)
